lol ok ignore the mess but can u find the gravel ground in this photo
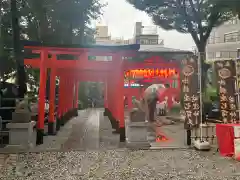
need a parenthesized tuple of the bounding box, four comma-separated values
(1, 109, 240, 179)
(1, 149, 240, 180)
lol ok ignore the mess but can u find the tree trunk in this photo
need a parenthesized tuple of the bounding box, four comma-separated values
(197, 40, 213, 116)
(11, 0, 27, 98)
(0, 1, 4, 80)
(197, 42, 209, 91)
(79, 12, 85, 44)
(67, 23, 73, 44)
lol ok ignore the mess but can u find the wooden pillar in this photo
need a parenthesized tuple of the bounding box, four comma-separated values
(48, 55, 57, 135)
(107, 76, 113, 113)
(75, 81, 79, 109)
(103, 80, 108, 116)
(61, 75, 67, 125)
(111, 76, 118, 123)
(69, 80, 74, 110)
(128, 95, 133, 110)
(107, 74, 118, 130)
(66, 78, 71, 112)
(104, 80, 108, 109)
(63, 78, 67, 113)
(73, 80, 79, 116)
(116, 64, 125, 142)
(62, 76, 67, 118)
(56, 75, 63, 130)
(66, 79, 69, 111)
(36, 50, 48, 145)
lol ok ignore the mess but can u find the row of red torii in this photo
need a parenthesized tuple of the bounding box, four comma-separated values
(23, 41, 180, 144)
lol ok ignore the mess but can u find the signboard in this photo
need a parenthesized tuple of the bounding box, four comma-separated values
(125, 68, 177, 79)
(214, 60, 238, 123)
(88, 56, 112, 61)
(181, 56, 200, 129)
(124, 79, 143, 88)
(236, 60, 240, 89)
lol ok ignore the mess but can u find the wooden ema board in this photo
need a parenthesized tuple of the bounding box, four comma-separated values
(180, 56, 200, 129)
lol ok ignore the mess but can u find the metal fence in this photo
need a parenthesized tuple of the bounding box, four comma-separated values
(0, 116, 11, 148)
(189, 123, 217, 146)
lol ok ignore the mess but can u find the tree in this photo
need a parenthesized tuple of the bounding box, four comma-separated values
(20, 0, 104, 44)
(11, 0, 27, 98)
(8, 0, 103, 92)
(0, 1, 15, 82)
(213, 0, 240, 19)
(127, 0, 233, 88)
(0, 0, 104, 93)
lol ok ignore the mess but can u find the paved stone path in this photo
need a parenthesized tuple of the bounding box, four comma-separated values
(62, 109, 100, 150)
(30, 109, 120, 152)
(151, 121, 187, 148)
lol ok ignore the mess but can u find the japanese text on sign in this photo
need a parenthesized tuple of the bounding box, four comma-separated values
(215, 60, 237, 123)
(181, 57, 200, 129)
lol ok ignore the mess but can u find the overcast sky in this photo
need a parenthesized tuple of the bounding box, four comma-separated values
(97, 0, 195, 50)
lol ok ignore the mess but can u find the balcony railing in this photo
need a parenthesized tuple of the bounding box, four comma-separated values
(207, 50, 240, 61)
(207, 37, 222, 44)
(141, 26, 158, 35)
(208, 35, 240, 44)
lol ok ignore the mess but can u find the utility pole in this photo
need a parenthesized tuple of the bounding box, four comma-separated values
(0, 1, 2, 107)
(0, 0, 3, 78)
(11, 0, 26, 98)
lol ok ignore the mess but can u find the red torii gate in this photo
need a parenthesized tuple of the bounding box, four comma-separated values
(23, 41, 181, 145)
(24, 41, 139, 145)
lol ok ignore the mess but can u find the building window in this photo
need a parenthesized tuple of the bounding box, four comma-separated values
(150, 39, 158, 44)
(215, 52, 221, 58)
(140, 39, 149, 44)
(225, 18, 238, 25)
(220, 51, 228, 58)
(238, 49, 240, 58)
(208, 37, 215, 44)
(230, 51, 237, 58)
(224, 32, 240, 42)
(208, 36, 221, 44)
(207, 52, 215, 59)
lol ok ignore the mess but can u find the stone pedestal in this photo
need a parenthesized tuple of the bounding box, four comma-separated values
(6, 121, 36, 150)
(126, 119, 150, 148)
(12, 112, 31, 123)
(48, 121, 57, 135)
(129, 110, 145, 122)
(74, 108, 78, 117)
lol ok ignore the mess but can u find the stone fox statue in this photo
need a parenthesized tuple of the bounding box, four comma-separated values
(131, 84, 168, 122)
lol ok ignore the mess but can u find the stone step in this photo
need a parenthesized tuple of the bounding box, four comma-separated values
(126, 140, 150, 149)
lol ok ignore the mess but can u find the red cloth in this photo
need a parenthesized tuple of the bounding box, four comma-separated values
(216, 124, 240, 157)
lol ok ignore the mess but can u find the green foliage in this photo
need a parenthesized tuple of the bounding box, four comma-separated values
(127, 0, 233, 52)
(0, 0, 105, 91)
(204, 85, 217, 102)
(127, 0, 233, 92)
(78, 82, 89, 108)
(0, 1, 15, 80)
(213, 0, 240, 19)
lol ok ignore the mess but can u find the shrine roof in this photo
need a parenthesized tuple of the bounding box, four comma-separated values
(139, 45, 192, 53)
(22, 41, 140, 51)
